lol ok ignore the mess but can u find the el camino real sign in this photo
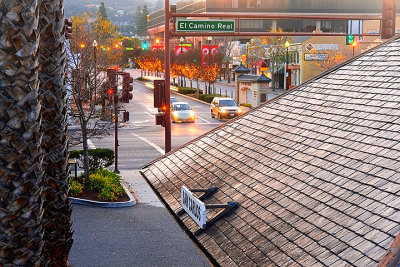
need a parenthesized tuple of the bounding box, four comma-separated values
(177, 19, 235, 32)
(181, 186, 207, 229)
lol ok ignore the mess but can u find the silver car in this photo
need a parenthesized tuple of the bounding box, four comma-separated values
(171, 102, 195, 123)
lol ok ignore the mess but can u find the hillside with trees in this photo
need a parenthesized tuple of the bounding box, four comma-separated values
(64, 0, 162, 36)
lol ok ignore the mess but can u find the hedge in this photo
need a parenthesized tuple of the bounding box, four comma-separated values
(198, 94, 221, 103)
(69, 148, 114, 172)
(178, 87, 197, 95)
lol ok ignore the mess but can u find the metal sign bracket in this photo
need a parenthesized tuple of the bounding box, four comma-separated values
(177, 187, 238, 236)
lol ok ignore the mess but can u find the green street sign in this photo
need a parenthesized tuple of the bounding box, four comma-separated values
(177, 20, 235, 32)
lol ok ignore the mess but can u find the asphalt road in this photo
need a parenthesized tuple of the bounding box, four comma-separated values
(103, 69, 223, 170)
(69, 69, 223, 266)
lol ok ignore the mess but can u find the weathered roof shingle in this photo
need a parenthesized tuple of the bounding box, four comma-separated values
(141, 37, 400, 266)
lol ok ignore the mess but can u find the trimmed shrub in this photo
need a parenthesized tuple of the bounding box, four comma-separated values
(198, 94, 220, 103)
(178, 87, 197, 95)
(69, 178, 83, 196)
(69, 148, 114, 172)
(87, 169, 124, 201)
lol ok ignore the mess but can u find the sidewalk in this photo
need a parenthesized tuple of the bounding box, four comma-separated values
(69, 169, 210, 267)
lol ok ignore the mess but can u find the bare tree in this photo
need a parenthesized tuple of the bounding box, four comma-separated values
(221, 37, 236, 83)
(66, 13, 123, 179)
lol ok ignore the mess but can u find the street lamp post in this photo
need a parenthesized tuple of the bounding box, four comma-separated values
(180, 37, 184, 87)
(352, 41, 357, 57)
(207, 36, 212, 94)
(92, 40, 98, 102)
(156, 38, 160, 77)
(284, 40, 290, 90)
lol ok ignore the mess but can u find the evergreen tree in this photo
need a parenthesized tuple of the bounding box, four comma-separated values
(98, 2, 108, 21)
(136, 5, 149, 36)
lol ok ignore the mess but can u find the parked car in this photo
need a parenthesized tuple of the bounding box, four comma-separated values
(170, 97, 179, 105)
(210, 97, 242, 120)
(171, 102, 195, 123)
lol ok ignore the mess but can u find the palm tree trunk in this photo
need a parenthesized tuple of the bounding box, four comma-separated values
(38, 0, 73, 265)
(0, 0, 44, 265)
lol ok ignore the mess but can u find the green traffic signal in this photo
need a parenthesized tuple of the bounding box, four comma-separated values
(346, 34, 354, 45)
(142, 41, 148, 50)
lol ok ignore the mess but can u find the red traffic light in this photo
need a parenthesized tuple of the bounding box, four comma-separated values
(108, 89, 114, 95)
(161, 105, 168, 112)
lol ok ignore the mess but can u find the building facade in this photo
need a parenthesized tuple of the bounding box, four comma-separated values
(147, 0, 400, 89)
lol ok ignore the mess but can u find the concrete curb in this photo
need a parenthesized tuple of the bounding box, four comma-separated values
(69, 182, 136, 208)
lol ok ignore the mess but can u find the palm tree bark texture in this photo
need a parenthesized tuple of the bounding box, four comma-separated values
(38, 0, 73, 265)
(0, 0, 45, 265)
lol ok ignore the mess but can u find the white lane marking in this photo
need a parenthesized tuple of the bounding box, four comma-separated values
(145, 112, 155, 118)
(147, 107, 158, 112)
(132, 133, 164, 155)
(195, 115, 210, 123)
(88, 139, 96, 149)
(132, 120, 150, 124)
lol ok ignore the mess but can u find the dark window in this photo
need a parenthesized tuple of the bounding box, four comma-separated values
(173, 104, 191, 111)
(219, 100, 238, 107)
(277, 20, 315, 32)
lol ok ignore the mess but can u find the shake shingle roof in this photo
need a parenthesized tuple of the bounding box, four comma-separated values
(141, 37, 400, 266)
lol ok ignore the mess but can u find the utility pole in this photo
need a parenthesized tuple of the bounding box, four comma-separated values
(164, 0, 171, 153)
(114, 88, 119, 173)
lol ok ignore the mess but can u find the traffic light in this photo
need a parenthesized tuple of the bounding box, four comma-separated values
(106, 68, 117, 101)
(64, 18, 72, 39)
(142, 41, 148, 50)
(121, 72, 133, 103)
(123, 111, 130, 122)
(154, 80, 167, 127)
(382, 0, 396, 39)
(346, 34, 354, 45)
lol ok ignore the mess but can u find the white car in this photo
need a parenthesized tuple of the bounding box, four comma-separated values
(171, 102, 195, 123)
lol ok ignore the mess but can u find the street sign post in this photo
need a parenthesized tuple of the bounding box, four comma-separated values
(177, 20, 235, 32)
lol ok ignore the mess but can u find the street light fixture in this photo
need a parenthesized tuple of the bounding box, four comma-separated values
(284, 40, 290, 90)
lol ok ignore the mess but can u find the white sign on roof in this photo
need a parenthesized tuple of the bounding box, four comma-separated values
(181, 186, 207, 229)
